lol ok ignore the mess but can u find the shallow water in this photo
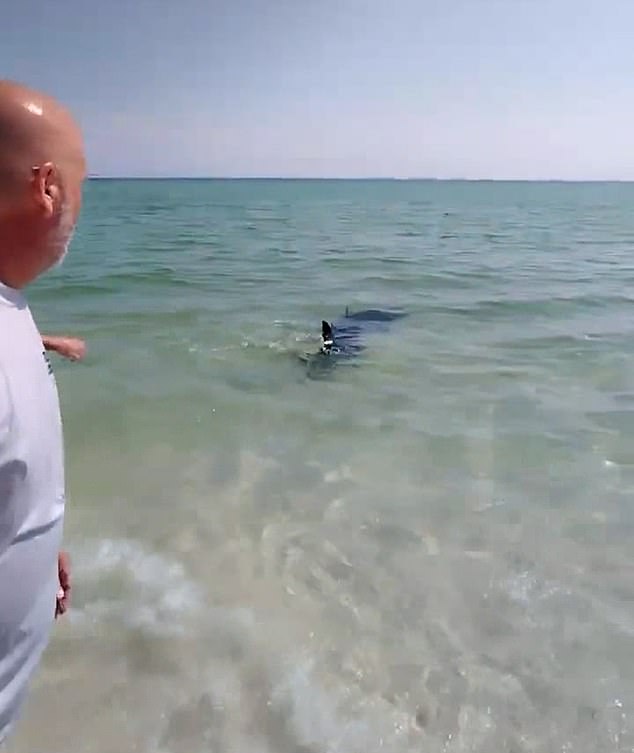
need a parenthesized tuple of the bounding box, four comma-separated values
(7, 179, 634, 752)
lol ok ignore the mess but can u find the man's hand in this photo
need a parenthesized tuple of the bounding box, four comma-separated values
(55, 551, 71, 618)
(42, 335, 86, 362)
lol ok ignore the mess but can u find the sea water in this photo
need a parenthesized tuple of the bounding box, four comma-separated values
(7, 179, 634, 752)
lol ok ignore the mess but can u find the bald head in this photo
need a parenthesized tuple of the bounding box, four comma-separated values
(0, 80, 86, 288)
(0, 81, 83, 187)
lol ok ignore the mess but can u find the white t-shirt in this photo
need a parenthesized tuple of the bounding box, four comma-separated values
(0, 282, 65, 744)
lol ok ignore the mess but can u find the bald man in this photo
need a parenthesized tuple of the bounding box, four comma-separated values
(0, 80, 86, 743)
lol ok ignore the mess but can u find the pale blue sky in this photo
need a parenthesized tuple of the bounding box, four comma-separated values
(2, 0, 633, 179)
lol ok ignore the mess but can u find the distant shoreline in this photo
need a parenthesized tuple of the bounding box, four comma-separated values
(87, 176, 634, 184)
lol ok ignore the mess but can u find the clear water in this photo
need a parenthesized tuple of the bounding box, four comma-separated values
(7, 179, 634, 753)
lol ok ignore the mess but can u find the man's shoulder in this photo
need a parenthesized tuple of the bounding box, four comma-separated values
(0, 299, 37, 345)
(0, 302, 52, 418)
(0, 298, 41, 359)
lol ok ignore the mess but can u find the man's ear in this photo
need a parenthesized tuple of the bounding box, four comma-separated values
(31, 162, 60, 218)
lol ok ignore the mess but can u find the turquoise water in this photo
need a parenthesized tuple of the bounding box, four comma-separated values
(8, 179, 634, 752)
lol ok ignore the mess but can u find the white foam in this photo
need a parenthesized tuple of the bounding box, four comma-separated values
(70, 538, 203, 636)
(268, 657, 421, 753)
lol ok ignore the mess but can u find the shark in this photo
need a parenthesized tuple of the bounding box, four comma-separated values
(301, 307, 406, 378)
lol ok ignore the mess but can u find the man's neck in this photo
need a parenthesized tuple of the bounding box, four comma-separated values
(0, 215, 37, 289)
(0, 268, 23, 290)
(0, 252, 30, 289)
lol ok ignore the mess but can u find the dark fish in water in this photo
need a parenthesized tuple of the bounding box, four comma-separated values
(301, 307, 406, 378)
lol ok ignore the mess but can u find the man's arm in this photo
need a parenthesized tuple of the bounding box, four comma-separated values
(42, 335, 86, 362)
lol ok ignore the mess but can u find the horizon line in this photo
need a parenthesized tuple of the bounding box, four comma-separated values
(87, 176, 634, 183)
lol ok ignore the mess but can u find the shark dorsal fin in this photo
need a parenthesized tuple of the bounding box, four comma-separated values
(322, 321, 333, 341)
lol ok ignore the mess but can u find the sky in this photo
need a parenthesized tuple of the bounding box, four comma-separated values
(2, 0, 633, 180)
